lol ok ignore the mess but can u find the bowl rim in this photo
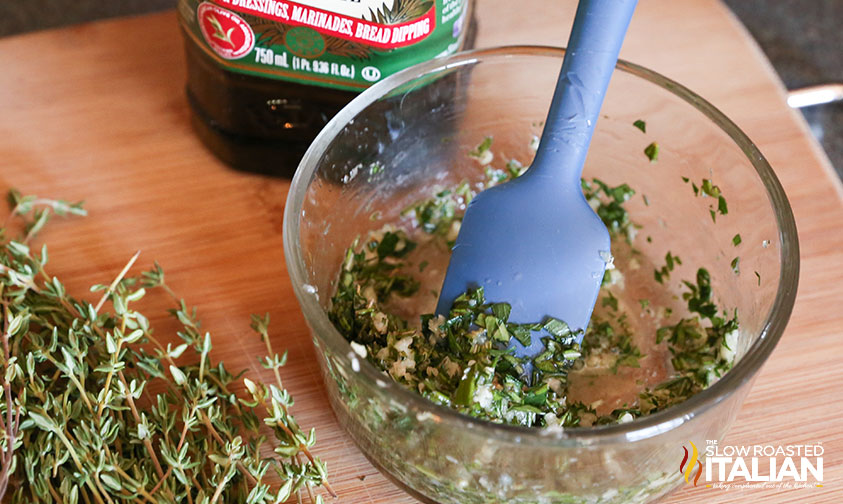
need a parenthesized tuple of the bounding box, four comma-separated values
(283, 45, 800, 446)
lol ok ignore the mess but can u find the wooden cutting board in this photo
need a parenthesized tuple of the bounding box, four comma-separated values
(0, 0, 840, 502)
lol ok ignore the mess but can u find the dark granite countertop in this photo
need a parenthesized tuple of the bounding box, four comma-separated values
(2, 0, 841, 175)
(723, 0, 842, 177)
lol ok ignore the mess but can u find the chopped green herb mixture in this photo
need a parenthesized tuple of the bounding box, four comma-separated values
(582, 178, 637, 243)
(683, 176, 729, 222)
(468, 136, 494, 165)
(580, 313, 643, 374)
(633, 119, 647, 133)
(329, 138, 740, 429)
(400, 184, 472, 247)
(654, 251, 682, 285)
(731, 256, 741, 275)
(368, 161, 384, 178)
(644, 142, 659, 162)
(653, 268, 739, 403)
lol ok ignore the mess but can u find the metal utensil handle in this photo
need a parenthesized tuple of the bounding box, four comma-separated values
(787, 83, 843, 108)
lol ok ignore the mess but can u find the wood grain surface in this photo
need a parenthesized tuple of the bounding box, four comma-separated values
(0, 1, 840, 502)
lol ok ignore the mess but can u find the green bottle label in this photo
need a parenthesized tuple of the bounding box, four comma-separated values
(179, 0, 469, 91)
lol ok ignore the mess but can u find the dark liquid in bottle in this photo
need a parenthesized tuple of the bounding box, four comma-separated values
(184, 38, 359, 177)
(181, 5, 476, 178)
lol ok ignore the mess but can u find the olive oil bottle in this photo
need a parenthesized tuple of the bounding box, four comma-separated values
(178, 0, 477, 176)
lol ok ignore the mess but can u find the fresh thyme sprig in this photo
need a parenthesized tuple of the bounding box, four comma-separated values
(0, 190, 332, 503)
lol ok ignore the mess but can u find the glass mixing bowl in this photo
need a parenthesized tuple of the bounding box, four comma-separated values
(283, 47, 799, 503)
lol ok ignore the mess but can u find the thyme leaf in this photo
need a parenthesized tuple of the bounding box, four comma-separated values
(0, 190, 333, 503)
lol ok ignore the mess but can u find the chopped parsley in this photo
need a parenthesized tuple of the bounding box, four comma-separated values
(486, 159, 527, 185)
(654, 251, 682, 284)
(684, 177, 729, 222)
(581, 313, 643, 373)
(401, 183, 471, 245)
(468, 136, 494, 164)
(330, 226, 666, 427)
(328, 139, 740, 428)
(732, 233, 742, 246)
(633, 119, 647, 133)
(702, 178, 728, 222)
(602, 291, 619, 311)
(582, 178, 638, 243)
(655, 268, 738, 392)
(332, 256, 583, 426)
(644, 142, 659, 162)
(368, 161, 384, 177)
(700, 178, 717, 197)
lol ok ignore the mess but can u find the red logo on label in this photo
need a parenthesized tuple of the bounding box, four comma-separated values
(197, 3, 255, 60)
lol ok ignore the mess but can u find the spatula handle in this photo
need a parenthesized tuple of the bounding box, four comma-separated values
(529, 0, 638, 188)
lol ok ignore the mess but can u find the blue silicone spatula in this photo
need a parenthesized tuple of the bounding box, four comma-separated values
(436, 0, 638, 359)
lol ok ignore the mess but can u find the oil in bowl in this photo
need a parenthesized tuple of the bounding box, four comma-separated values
(284, 47, 798, 504)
